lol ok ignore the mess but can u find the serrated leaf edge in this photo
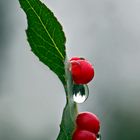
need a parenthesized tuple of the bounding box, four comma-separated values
(25, 0, 64, 59)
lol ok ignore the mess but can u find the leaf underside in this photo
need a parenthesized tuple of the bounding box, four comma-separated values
(19, 0, 66, 85)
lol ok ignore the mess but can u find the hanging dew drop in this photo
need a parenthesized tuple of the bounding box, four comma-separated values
(72, 84, 89, 103)
(97, 133, 101, 140)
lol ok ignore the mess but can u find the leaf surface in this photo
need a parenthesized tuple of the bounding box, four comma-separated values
(19, 0, 66, 85)
(19, 0, 78, 139)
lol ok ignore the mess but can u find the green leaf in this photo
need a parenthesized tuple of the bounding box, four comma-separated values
(19, 0, 78, 139)
(19, 0, 66, 85)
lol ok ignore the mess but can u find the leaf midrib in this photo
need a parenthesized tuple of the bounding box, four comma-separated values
(25, 0, 64, 59)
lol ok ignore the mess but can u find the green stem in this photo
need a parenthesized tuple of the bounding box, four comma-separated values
(56, 58, 78, 140)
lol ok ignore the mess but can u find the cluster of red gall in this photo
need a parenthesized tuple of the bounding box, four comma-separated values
(70, 57, 100, 140)
(73, 112, 100, 140)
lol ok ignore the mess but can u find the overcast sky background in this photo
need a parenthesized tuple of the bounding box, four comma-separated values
(0, 0, 140, 140)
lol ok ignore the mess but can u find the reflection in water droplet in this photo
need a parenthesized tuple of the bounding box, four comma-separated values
(72, 84, 89, 103)
(73, 93, 87, 103)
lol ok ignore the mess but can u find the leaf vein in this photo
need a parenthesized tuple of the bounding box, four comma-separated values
(31, 28, 54, 48)
(25, 0, 64, 59)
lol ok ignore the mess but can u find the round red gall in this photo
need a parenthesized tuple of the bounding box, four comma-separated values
(76, 112, 100, 134)
(72, 129, 96, 140)
(70, 57, 94, 84)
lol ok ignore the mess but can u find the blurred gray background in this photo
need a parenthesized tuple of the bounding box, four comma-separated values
(0, 0, 140, 140)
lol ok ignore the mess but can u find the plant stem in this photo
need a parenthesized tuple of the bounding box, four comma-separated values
(56, 58, 78, 140)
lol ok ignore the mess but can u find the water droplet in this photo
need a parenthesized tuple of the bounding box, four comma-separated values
(97, 133, 101, 140)
(72, 84, 89, 103)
